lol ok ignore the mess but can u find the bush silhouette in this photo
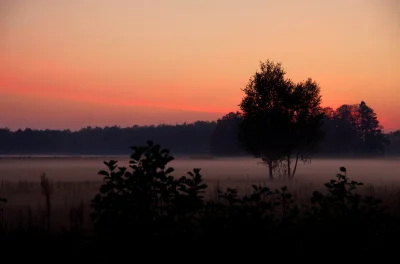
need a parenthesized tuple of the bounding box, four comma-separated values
(306, 166, 384, 219)
(90, 140, 208, 240)
(89, 141, 399, 255)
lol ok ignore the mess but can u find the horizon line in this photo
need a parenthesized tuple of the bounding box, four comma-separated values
(1, 122, 398, 133)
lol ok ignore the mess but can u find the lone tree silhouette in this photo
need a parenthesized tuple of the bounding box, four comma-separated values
(238, 60, 325, 180)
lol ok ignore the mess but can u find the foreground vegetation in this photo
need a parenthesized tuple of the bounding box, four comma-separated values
(1, 141, 400, 260)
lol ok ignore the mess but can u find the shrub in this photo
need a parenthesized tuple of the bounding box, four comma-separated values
(90, 141, 208, 240)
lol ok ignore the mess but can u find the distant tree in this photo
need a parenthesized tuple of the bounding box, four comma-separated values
(357, 101, 389, 154)
(323, 107, 335, 119)
(332, 104, 362, 155)
(238, 60, 325, 180)
(332, 102, 389, 155)
(0, 128, 11, 153)
(210, 112, 245, 156)
(387, 130, 400, 156)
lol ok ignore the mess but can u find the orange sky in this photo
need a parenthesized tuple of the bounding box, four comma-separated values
(1, 0, 399, 131)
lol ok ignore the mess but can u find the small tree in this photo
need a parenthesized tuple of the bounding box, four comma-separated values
(238, 60, 324, 180)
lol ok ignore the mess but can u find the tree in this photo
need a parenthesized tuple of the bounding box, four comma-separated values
(387, 130, 400, 156)
(238, 60, 325, 180)
(332, 104, 363, 155)
(332, 102, 389, 155)
(210, 112, 245, 156)
(357, 101, 389, 155)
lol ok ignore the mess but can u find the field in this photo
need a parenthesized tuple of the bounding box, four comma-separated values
(1, 157, 400, 231)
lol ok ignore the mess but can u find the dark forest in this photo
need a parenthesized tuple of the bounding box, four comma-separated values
(1, 102, 399, 157)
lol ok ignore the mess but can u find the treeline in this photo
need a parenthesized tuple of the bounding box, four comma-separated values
(211, 103, 399, 158)
(0, 121, 215, 155)
(0, 103, 399, 157)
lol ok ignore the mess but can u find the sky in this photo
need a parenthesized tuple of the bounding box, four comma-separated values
(0, 0, 399, 131)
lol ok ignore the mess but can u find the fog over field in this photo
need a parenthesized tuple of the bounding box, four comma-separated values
(0, 156, 399, 234)
(0, 157, 399, 186)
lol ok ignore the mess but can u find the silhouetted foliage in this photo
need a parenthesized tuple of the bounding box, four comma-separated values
(90, 141, 208, 241)
(238, 60, 325, 179)
(210, 112, 246, 156)
(317, 102, 390, 156)
(387, 130, 400, 156)
(85, 141, 400, 256)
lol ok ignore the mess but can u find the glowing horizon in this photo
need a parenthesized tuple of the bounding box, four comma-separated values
(1, 0, 399, 131)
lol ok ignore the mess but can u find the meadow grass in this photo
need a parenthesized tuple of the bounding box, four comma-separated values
(2, 177, 400, 232)
(1, 156, 399, 234)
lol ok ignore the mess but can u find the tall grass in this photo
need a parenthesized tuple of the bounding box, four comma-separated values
(1, 175, 400, 232)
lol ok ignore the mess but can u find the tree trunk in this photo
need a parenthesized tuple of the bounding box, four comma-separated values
(287, 155, 291, 180)
(291, 152, 300, 180)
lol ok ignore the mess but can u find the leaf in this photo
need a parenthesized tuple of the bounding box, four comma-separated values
(193, 168, 201, 174)
(99, 184, 112, 194)
(98, 170, 109, 177)
(160, 148, 170, 155)
(165, 167, 174, 174)
(197, 184, 207, 190)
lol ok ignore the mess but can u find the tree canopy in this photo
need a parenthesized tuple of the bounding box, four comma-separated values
(238, 60, 325, 180)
